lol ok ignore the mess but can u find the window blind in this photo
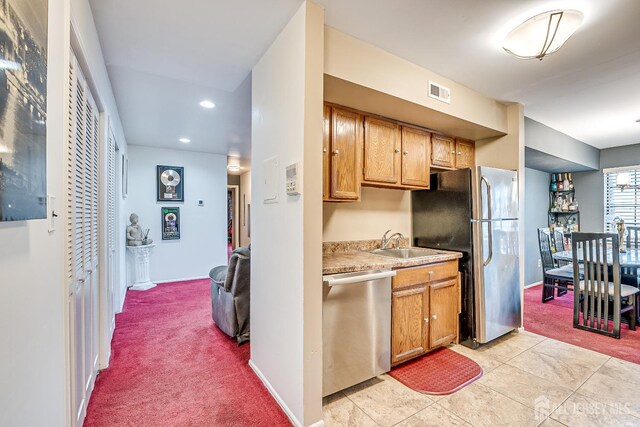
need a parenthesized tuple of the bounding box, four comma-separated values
(604, 168, 640, 242)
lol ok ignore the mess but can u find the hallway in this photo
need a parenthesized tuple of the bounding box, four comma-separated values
(84, 280, 290, 426)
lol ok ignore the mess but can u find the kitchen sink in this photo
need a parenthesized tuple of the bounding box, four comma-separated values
(370, 247, 442, 259)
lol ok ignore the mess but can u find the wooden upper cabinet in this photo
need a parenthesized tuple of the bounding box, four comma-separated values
(323, 104, 331, 200)
(401, 127, 431, 188)
(330, 107, 363, 200)
(429, 278, 459, 348)
(392, 285, 429, 365)
(431, 135, 455, 169)
(455, 139, 475, 170)
(363, 116, 401, 185)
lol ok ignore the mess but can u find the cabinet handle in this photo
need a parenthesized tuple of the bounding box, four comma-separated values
(333, 149, 340, 155)
(428, 271, 434, 280)
(432, 314, 438, 320)
(323, 147, 327, 153)
(394, 148, 400, 153)
(424, 317, 429, 324)
(458, 151, 462, 155)
(403, 150, 409, 155)
(451, 150, 456, 154)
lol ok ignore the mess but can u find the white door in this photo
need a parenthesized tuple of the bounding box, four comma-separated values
(67, 52, 101, 427)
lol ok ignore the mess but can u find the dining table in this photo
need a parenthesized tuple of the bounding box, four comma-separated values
(554, 248, 640, 269)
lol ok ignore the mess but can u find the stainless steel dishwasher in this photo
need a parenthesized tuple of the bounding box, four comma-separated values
(322, 269, 396, 396)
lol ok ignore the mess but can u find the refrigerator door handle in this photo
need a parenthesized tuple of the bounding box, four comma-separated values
(481, 175, 493, 266)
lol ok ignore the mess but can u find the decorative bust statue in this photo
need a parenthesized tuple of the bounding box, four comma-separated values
(127, 213, 152, 246)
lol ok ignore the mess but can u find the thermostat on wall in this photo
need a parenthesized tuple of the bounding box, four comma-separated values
(286, 162, 301, 195)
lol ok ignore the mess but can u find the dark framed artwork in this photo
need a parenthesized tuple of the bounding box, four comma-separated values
(0, 0, 49, 221)
(161, 207, 180, 240)
(157, 165, 184, 202)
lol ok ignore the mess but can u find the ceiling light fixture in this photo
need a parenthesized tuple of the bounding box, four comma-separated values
(179, 137, 190, 143)
(503, 9, 583, 60)
(227, 156, 241, 172)
(199, 100, 216, 109)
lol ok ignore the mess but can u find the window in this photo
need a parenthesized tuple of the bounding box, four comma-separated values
(604, 167, 640, 242)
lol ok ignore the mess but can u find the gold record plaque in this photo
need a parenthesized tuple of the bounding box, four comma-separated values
(157, 165, 184, 202)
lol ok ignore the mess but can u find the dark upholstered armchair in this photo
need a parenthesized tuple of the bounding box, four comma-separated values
(209, 246, 250, 344)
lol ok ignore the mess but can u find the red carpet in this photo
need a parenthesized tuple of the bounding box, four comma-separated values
(389, 348, 483, 395)
(524, 284, 640, 365)
(84, 279, 290, 427)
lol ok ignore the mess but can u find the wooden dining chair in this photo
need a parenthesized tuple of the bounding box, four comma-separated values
(553, 229, 571, 270)
(539, 228, 575, 302)
(572, 233, 639, 339)
(622, 226, 640, 287)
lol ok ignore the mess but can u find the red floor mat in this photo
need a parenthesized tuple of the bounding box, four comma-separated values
(389, 347, 483, 395)
(84, 279, 290, 427)
(524, 284, 640, 365)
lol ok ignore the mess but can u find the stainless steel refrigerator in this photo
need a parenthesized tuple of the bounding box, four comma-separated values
(412, 166, 521, 347)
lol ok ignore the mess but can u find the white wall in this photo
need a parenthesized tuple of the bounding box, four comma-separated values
(127, 145, 227, 283)
(239, 171, 251, 247)
(0, 2, 68, 426)
(323, 187, 412, 242)
(524, 167, 550, 286)
(250, 2, 324, 425)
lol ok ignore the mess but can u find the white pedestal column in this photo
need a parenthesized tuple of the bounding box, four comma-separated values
(127, 244, 156, 291)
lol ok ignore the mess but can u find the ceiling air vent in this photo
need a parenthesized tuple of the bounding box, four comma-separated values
(428, 81, 451, 104)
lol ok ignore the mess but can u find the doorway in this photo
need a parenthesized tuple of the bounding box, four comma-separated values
(227, 185, 239, 259)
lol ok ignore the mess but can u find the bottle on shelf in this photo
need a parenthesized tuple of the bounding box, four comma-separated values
(563, 173, 570, 190)
(550, 174, 558, 192)
(568, 173, 574, 190)
(557, 173, 564, 191)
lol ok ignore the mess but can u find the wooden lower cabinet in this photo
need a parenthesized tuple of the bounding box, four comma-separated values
(391, 261, 460, 366)
(429, 278, 459, 348)
(391, 285, 429, 365)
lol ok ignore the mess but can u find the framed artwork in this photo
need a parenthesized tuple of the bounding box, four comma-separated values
(161, 207, 180, 240)
(157, 165, 184, 202)
(0, 0, 49, 221)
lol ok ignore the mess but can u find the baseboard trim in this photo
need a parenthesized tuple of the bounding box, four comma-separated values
(153, 276, 209, 284)
(248, 359, 306, 427)
(525, 281, 542, 289)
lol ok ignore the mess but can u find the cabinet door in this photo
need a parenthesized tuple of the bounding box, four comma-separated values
(431, 135, 455, 168)
(455, 139, 475, 169)
(392, 285, 428, 365)
(331, 107, 362, 200)
(363, 116, 400, 185)
(401, 127, 431, 187)
(429, 278, 459, 348)
(323, 104, 331, 200)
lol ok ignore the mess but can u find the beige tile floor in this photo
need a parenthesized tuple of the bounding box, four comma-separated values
(323, 330, 640, 426)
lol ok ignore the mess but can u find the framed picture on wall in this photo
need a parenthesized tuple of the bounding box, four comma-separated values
(157, 165, 184, 202)
(0, 0, 48, 221)
(161, 207, 180, 240)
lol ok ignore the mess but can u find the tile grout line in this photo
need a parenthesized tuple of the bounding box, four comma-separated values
(547, 358, 611, 424)
(342, 379, 435, 427)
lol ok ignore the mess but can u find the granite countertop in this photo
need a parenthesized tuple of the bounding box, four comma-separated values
(322, 240, 462, 275)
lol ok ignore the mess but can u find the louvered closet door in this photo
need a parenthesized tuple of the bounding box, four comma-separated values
(107, 128, 117, 328)
(67, 52, 101, 427)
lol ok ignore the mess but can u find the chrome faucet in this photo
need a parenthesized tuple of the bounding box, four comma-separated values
(381, 229, 406, 249)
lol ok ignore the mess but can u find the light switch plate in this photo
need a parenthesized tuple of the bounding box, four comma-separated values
(264, 156, 278, 203)
(48, 194, 56, 232)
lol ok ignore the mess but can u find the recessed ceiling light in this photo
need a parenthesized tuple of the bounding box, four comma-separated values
(199, 100, 216, 109)
(179, 137, 190, 143)
(227, 165, 241, 172)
